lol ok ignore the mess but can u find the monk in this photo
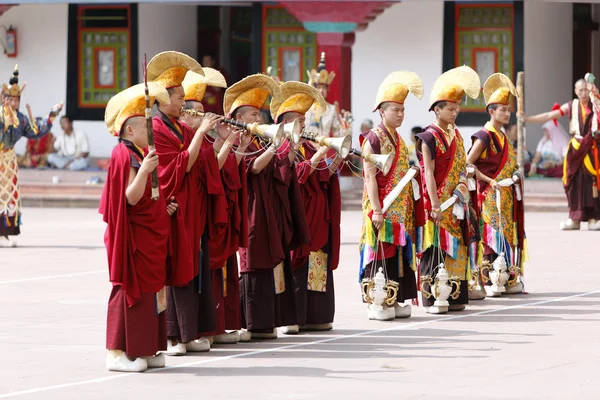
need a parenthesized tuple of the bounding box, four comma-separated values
(416, 66, 480, 314)
(467, 73, 528, 297)
(235, 75, 310, 339)
(359, 71, 425, 320)
(267, 81, 341, 333)
(180, 69, 252, 344)
(526, 78, 600, 230)
(147, 51, 226, 355)
(101, 83, 176, 372)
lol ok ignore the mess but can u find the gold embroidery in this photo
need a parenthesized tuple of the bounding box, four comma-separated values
(222, 263, 227, 297)
(307, 250, 328, 292)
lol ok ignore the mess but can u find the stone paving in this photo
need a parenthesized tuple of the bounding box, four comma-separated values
(1, 208, 599, 400)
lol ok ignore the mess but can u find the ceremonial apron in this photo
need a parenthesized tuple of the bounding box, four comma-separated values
(0, 148, 21, 234)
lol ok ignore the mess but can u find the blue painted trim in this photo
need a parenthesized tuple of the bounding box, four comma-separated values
(303, 21, 357, 33)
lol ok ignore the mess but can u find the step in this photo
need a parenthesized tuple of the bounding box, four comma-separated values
(20, 182, 104, 196)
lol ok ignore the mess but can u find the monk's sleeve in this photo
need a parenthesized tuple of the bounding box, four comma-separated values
(153, 123, 190, 199)
(295, 159, 312, 184)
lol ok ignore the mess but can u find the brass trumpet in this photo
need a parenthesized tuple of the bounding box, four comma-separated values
(182, 108, 284, 148)
(350, 147, 393, 175)
(300, 131, 352, 159)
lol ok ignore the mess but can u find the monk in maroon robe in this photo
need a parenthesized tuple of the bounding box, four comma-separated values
(101, 83, 176, 372)
(527, 78, 600, 230)
(147, 51, 227, 355)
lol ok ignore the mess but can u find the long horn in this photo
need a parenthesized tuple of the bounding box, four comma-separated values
(350, 148, 393, 175)
(182, 108, 284, 148)
(283, 119, 302, 144)
(301, 132, 352, 159)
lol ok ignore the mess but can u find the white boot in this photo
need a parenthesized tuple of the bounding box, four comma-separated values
(560, 219, 580, 230)
(280, 325, 299, 335)
(588, 219, 600, 231)
(251, 328, 278, 339)
(238, 329, 252, 342)
(394, 302, 412, 318)
(106, 350, 148, 372)
(186, 337, 210, 352)
(165, 339, 187, 356)
(504, 280, 524, 294)
(300, 323, 333, 331)
(484, 285, 502, 297)
(449, 304, 466, 311)
(1, 236, 16, 248)
(145, 353, 166, 368)
(213, 331, 240, 344)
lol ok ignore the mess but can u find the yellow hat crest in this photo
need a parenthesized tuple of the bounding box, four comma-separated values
(483, 73, 517, 106)
(223, 74, 281, 116)
(373, 71, 423, 111)
(429, 65, 481, 110)
(2, 64, 25, 97)
(147, 51, 204, 89)
(307, 52, 336, 86)
(182, 68, 227, 103)
(270, 81, 326, 122)
(105, 83, 170, 136)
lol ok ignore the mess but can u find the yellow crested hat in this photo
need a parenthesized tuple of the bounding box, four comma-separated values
(483, 73, 517, 106)
(105, 83, 170, 136)
(429, 65, 481, 110)
(307, 52, 336, 86)
(147, 51, 204, 89)
(223, 74, 281, 116)
(373, 71, 423, 111)
(182, 67, 227, 103)
(2, 64, 25, 97)
(270, 81, 326, 122)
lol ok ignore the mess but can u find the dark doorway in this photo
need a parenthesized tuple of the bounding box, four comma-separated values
(573, 3, 598, 82)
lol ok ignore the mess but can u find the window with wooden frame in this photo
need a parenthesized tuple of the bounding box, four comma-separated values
(262, 5, 316, 82)
(443, 1, 523, 126)
(66, 4, 138, 121)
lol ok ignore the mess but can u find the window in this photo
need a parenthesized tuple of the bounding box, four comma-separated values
(262, 5, 316, 81)
(443, 2, 524, 126)
(67, 4, 138, 121)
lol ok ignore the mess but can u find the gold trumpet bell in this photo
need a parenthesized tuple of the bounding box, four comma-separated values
(253, 122, 285, 149)
(319, 135, 352, 159)
(365, 153, 393, 175)
(283, 119, 302, 145)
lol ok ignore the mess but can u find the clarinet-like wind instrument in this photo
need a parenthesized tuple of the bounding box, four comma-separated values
(142, 54, 160, 200)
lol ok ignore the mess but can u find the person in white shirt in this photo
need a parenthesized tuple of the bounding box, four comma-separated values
(47, 116, 90, 170)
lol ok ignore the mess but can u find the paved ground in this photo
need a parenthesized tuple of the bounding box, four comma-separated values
(1, 208, 599, 400)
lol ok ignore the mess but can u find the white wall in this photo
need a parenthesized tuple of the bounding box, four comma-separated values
(524, 1, 572, 150)
(0, 3, 198, 159)
(0, 4, 68, 156)
(352, 2, 445, 147)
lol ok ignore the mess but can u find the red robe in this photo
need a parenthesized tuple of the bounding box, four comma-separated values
(152, 112, 224, 286)
(99, 140, 169, 357)
(291, 143, 341, 271)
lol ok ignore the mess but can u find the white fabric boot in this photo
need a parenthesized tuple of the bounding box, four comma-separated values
(186, 337, 211, 352)
(165, 339, 187, 356)
(280, 325, 299, 335)
(0, 236, 16, 248)
(588, 219, 600, 231)
(300, 323, 333, 331)
(106, 350, 148, 372)
(145, 353, 166, 368)
(394, 302, 412, 318)
(213, 331, 240, 344)
(560, 219, 580, 230)
(238, 329, 252, 342)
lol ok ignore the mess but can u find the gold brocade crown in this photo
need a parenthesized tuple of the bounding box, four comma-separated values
(483, 73, 518, 106)
(182, 68, 227, 103)
(147, 51, 204, 89)
(373, 71, 423, 111)
(307, 52, 336, 86)
(2, 64, 25, 97)
(105, 83, 170, 136)
(429, 65, 481, 110)
(223, 74, 281, 116)
(270, 81, 326, 122)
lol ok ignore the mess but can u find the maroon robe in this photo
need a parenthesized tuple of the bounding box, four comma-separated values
(207, 152, 248, 335)
(239, 139, 310, 331)
(565, 100, 600, 221)
(100, 140, 169, 357)
(289, 143, 341, 325)
(153, 111, 225, 342)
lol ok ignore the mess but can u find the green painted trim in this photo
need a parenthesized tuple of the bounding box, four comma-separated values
(302, 21, 356, 33)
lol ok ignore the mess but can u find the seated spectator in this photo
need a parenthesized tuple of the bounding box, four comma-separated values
(528, 121, 569, 178)
(47, 116, 90, 171)
(360, 119, 373, 133)
(408, 126, 422, 166)
(17, 117, 54, 168)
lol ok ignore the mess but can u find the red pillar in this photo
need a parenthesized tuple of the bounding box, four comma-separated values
(316, 32, 355, 112)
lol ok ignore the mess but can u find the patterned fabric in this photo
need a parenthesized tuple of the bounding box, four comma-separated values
(0, 148, 20, 228)
(307, 250, 328, 292)
(0, 111, 52, 150)
(273, 262, 286, 294)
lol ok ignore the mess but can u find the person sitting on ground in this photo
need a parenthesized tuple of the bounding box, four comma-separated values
(17, 117, 54, 168)
(47, 115, 90, 170)
(529, 120, 569, 178)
